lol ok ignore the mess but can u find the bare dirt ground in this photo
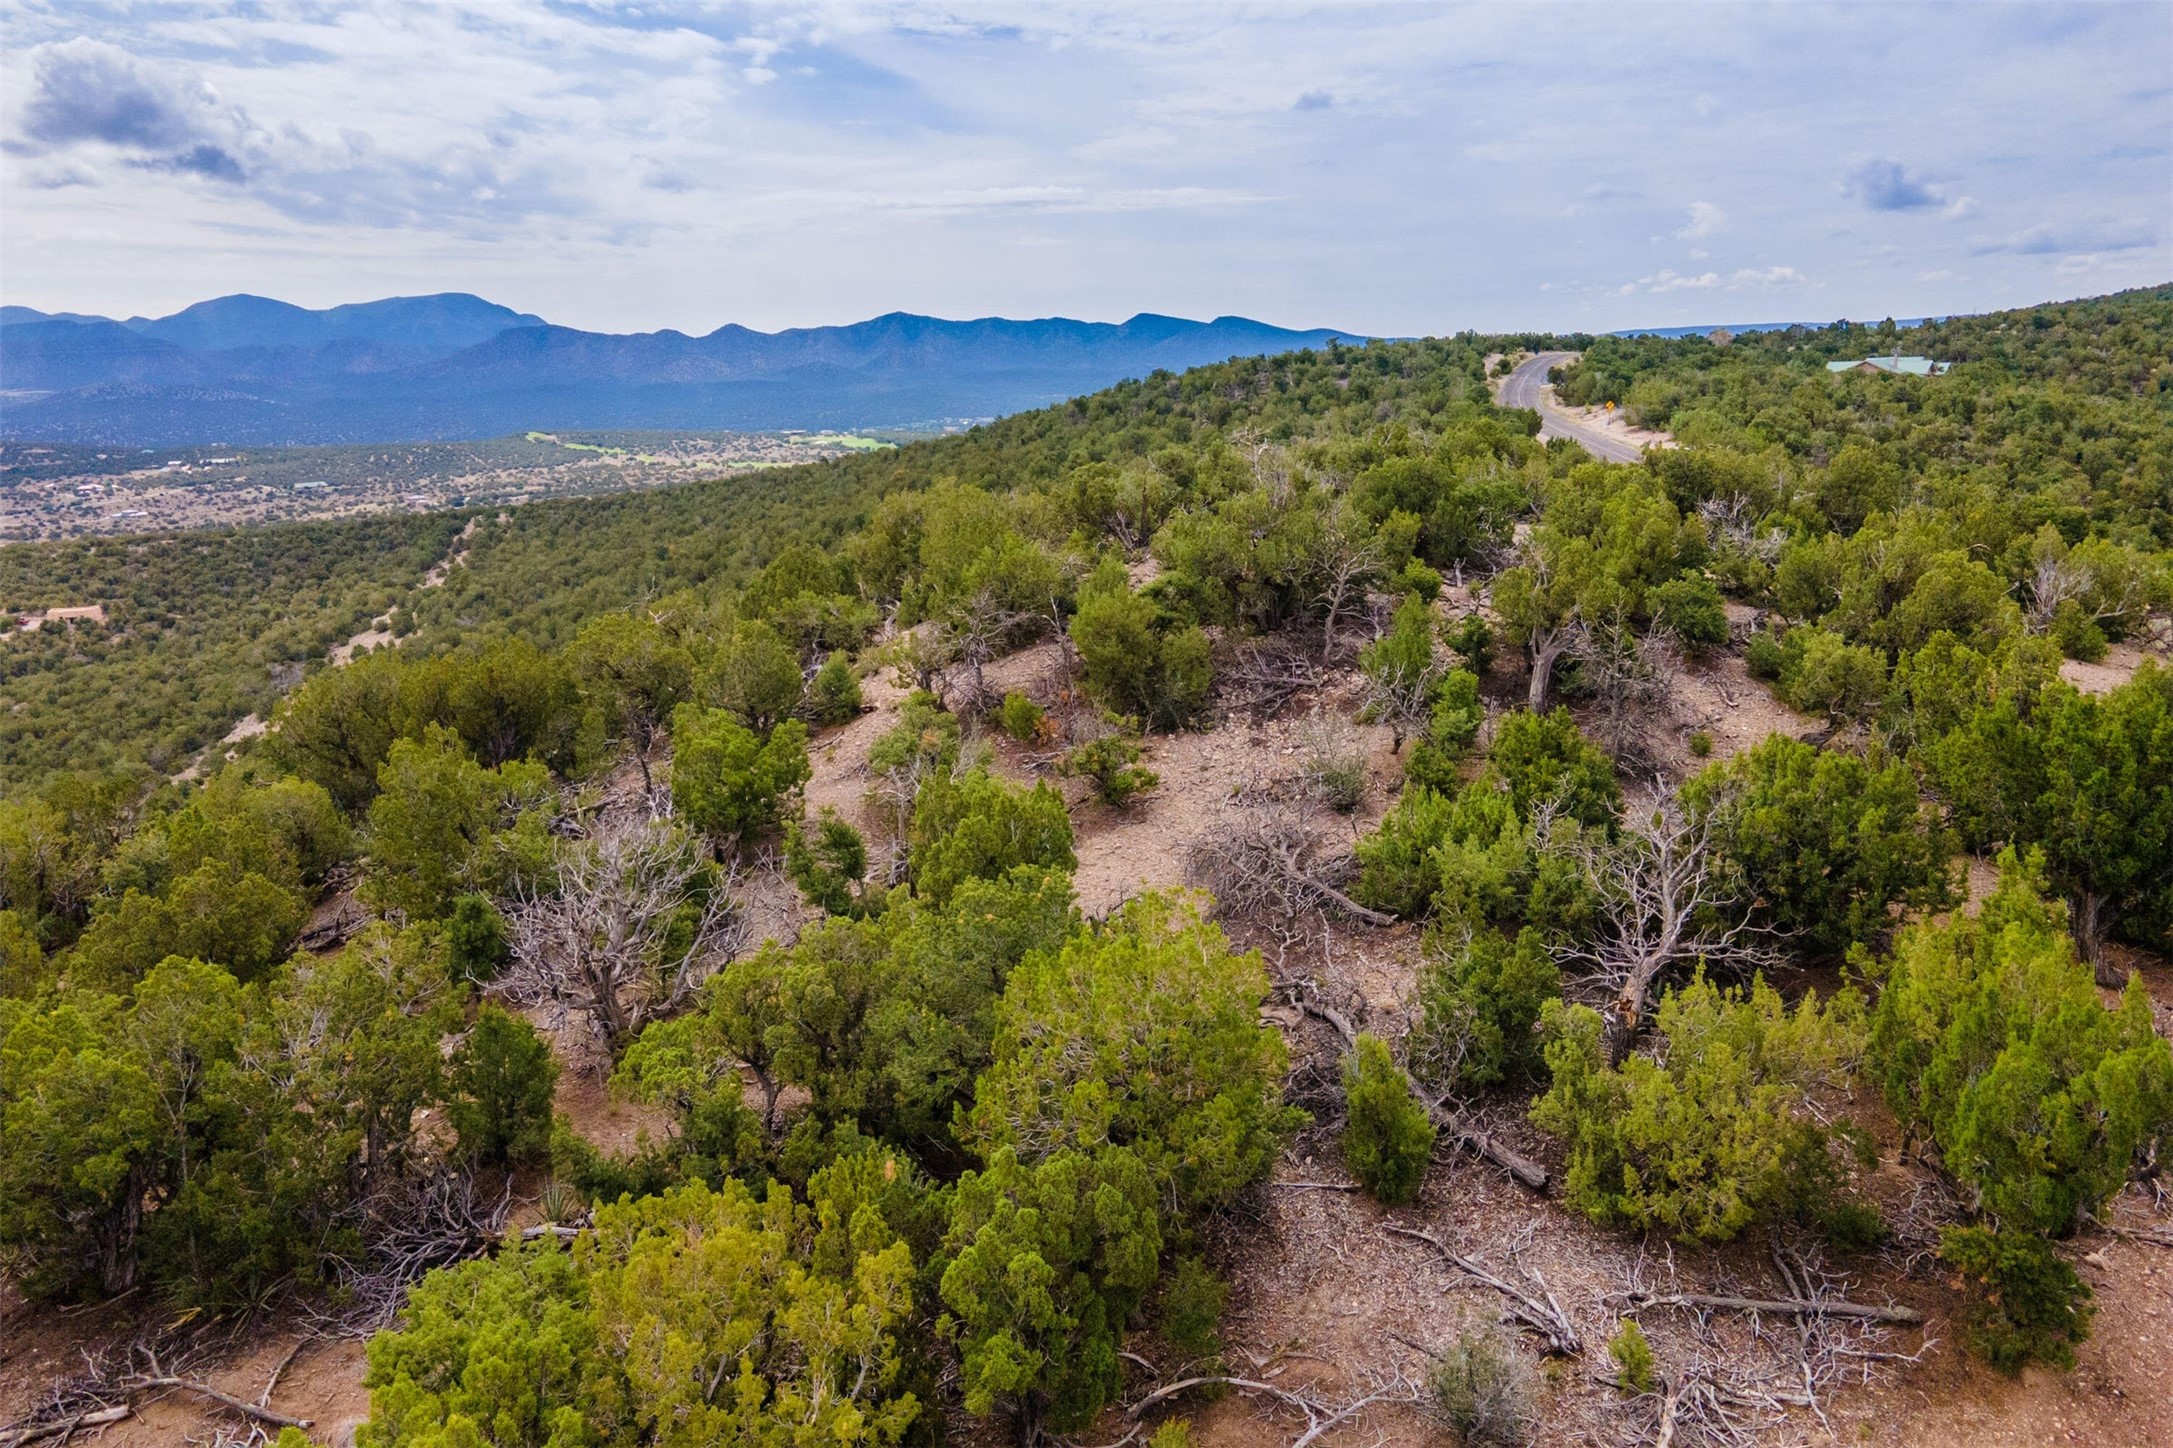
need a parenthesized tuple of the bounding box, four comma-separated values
(2060, 639, 2165, 696)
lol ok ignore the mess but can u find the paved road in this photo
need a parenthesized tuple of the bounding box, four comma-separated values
(1498, 350, 1648, 464)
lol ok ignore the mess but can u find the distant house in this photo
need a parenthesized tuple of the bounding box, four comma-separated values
(1827, 355, 1952, 377)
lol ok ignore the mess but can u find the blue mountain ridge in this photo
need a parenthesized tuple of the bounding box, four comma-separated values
(0, 293, 1367, 445)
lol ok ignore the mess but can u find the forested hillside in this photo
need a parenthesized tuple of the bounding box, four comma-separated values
(2, 290, 2170, 1447)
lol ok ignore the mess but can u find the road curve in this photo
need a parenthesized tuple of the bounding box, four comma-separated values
(1498, 350, 1648, 464)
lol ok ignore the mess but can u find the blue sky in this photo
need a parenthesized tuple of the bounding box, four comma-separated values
(2, 1, 2167, 335)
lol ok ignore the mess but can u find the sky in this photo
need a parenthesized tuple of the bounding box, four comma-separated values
(2, 1, 2168, 337)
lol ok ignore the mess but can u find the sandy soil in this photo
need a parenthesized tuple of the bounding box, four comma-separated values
(2060, 640, 2164, 696)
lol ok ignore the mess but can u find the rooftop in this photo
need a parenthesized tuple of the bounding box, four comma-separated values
(1827, 355, 1952, 376)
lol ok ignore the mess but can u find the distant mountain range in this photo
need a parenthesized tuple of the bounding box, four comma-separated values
(0, 293, 1366, 446)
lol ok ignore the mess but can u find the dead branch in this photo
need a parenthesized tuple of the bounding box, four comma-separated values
(1622, 1291, 1923, 1325)
(0, 1406, 133, 1448)
(1384, 1224, 1582, 1355)
(1125, 1366, 1422, 1448)
(1223, 636, 1322, 720)
(121, 1378, 310, 1431)
(1190, 797, 1393, 929)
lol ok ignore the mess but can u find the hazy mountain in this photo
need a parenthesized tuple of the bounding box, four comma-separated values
(0, 295, 1365, 445)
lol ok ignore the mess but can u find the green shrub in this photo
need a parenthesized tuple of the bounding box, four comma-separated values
(998, 691, 1046, 742)
(1649, 572, 1729, 649)
(1488, 709, 1620, 828)
(1687, 729, 1713, 758)
(1532, 975, 1867, 1243)
(1608, 1320, 1656, 1394)
(1409, 927, 1559, 1090)
(910, 770, 1075, 906)
(1063, 734, 1160, 808)
(1939, 1226, 2094, 1373)
(1427, 1325, 1537, 1447)
(1341, 1033, 1435, 1205)
(669, 705, 811, 846)
(1160, 1256, 1228, 1359)
(805, 650, 864, 725)
(444, 893, 510, 983)
(784, 808, 871, 916)
(448, 1005, 559, 1168)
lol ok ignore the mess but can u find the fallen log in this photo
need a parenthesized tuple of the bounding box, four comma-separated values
(1624, 1290, 1924, 1326)
(0, 1406, 132, 1448)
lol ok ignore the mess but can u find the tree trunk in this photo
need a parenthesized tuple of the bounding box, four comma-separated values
(1527, 634, 1566, 712)
(2077, 891, 2129, 988)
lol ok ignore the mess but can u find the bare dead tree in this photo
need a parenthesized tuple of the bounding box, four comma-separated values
(945, 585, 1041, 716)
(501, 816, 744, 1050)
(1606, 1240, 1932, 1448)
(1187, 793, 1393, 934)
(1308, 498, 1384, 662)
(1549, 789, 1781, 1065)
(1570, 614, 1682, 769)
(1697, 493, 1785, 567)
(1125, 1364, 1424, 1448)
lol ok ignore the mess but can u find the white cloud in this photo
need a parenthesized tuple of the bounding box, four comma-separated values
(0, 2, 2166, 333)
(1676, 201, 1725, 239)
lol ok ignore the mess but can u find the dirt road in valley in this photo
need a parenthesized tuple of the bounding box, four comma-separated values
(1498, 349, 1650, 463)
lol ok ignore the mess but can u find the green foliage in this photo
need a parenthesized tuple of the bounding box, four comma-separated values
(940, 1146, 1161, 1436)
(1608, 1320, 1656, 1395)
(1427, 1325, 1537, 1448)
(1069, 562, 1214, 730)
(1062, 732, 1160, 808)
(363, 1176, 924, 1448)
(0, 911, 45, 998)
(1358, 593, 1442, 747)
(1158, 1256, 1227, 1360)
(909, 769, 1075, 907)
(696, 616, 806, 731)
(1403, 668, 1484, 794)
(357, 1237, 597, 1448)
(1866, 854, 2173, 1240)
(668, 706, 811, 847)
(1775, 627, 1888, 722)
(443, 893, 510, 983)
(998, 691, 1047, 742)
(1341, 1033, 1435, 1205)
(1532, 975, 1867, 1243)
(1409, 927, 1559, 1090)
(1925, 667, 2173, 957)
(569, 609, 693, 765)
(804, 649, 864, 725)
(965, 891, 1301, 1215)
(68, 861, 307, 989)
(1683, 735, 1953, 959)
(1648, 572, 1729, 649)
(784, 807, 872, 917)
(1938, 1226, 2094, 1374)
(448, 1005, 559, 1168)
(363, 726, 553, 920)
(1488, 709, 1620, 828)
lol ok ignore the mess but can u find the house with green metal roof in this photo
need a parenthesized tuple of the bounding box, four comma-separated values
(1826, 355, 1952, 376)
